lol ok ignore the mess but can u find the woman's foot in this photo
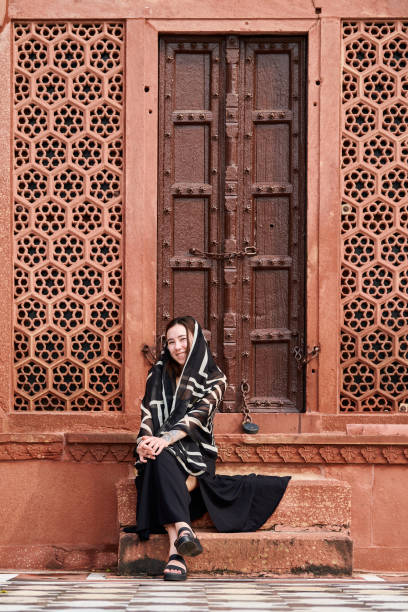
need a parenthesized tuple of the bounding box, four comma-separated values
(174, 524, 203, 557)
(163, 553, 187, 581)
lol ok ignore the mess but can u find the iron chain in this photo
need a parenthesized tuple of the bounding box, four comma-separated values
(240, 379, 253, 424)
(189, 245, 257, 261)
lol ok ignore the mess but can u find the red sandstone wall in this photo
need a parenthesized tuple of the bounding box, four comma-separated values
(0, 0, 407, 573)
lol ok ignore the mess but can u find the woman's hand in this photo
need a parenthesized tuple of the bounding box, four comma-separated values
(136, 436, 169, 462)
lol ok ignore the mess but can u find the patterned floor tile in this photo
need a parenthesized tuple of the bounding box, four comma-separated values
(1, 575, 408, 611)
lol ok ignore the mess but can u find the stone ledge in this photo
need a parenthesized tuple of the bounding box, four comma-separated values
(118, 531, 353, 576)
(0, 434, 63, 461)
(117, 476, 351, 533)
(1, 432, 408, 463)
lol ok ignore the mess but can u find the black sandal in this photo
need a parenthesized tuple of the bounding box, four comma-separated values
(163, 553, 187, 581)
(174, 525, 203, 557)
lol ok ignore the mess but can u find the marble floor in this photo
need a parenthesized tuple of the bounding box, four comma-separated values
(0, 572, 408, 611)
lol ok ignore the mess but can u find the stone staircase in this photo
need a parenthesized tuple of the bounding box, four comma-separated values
(116, 471, 353, 576)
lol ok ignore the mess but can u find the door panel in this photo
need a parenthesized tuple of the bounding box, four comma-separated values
(158, 36, 306, 412)
(158, 38, 222, 354)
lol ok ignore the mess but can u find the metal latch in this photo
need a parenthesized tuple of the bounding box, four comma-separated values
(292, 344, 321, 370)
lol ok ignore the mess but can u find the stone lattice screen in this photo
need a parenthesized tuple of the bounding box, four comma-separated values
(13, 22, 123, 411)
(341, 21, 408, 412)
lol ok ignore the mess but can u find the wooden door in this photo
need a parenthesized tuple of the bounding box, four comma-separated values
(157, 35, 307, 413)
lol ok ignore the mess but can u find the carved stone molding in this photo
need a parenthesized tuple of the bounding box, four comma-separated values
(1, 432, 408, 465)
(67, 443, 134, 463)
(217, 442, 408, 465)
(0, 435, 63, 460)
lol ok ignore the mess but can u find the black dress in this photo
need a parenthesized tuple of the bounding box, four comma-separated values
(133, 319, 291, 541)
(135, 448, 290, 541)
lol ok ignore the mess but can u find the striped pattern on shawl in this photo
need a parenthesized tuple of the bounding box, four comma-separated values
(135, 320, 227, 476)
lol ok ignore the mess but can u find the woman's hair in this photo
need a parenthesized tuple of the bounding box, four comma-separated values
(165, 316, 196, 379)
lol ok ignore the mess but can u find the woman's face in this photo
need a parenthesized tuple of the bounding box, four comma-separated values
(166, 323, 193, 366)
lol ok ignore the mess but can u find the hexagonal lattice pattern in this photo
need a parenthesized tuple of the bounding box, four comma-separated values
(14, 202, 30, 234)
(343, 232, 375, 267)
(344, 102, 377, 137)
(90, 37, 122, 73)
(16, 233, 47, 268)
(71, 392, 102, 411)
(52, 296, 84, 330)
(344, 36, 377, 72)
(108, 72, 123, 104)
(89, 168, 121, 203)
(71, 264, 103, 300)
(16, 360, 47, 397)
(361, 264, 393, 298)
(34, 201, 66, 235)
(380, 360, 408, 397)
(15, 71, 30, 105)
(342, 362, 375, 397)
(72, 200, 103, 234)
(341, 266, 357, 299)
(90, 233, 120, 267)
(53, 233, 85, 267)
(362, 199, 394, 234)
(14, 137, 30, 169)
(53, 38, 85, 73)
(72, 136, 102, 170)
(53, 102, 84, 139)
(361, 329, 393, 364)
(16, 297, 47, 331)
(72, 70, 103, 105)
(71, 328, 102, 363)
(380, 166, 408, 202)
(380, 231, 408, 267)
(14, 331, 30, 363)
(34, 264, 66, 300)
(383, 36, 408, 71)
(17, 37, 48, 73)
(89, 360, 120, 396)
(108, 266, 122, 298)
(90, 297, 120, 332)
(344, 167, 376, 203)
(343, 296, 375, 332)
(52, 360, 84, 396)
(35, 135, 67, 169)
(53, 167, 84, 202)
(398, 333, 408, 361)
(17, 168, 48, 203)
(341, 21, 408, 412)
(363, 69, 396, 103)
(380, 296, 408, 332)
(90, 103, 120, 137)
(108, 331, 122, 362)
(340, 331, 357, 362)
(14, 265, 30, 299)
(382, 102, 408, 136)
(34, 328, 66, 363)
(362, 133, 395, 168)
(16, 102, 48, 138)
(33, 392, 66, 411)
(342, 70, 358, 104)
(35, 69, 67, 106)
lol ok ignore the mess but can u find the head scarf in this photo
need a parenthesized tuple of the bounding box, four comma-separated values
(135, 319, 227, 476)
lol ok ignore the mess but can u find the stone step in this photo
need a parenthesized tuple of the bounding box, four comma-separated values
(116, 476, 351, 533)
(118, 530, 353, 576)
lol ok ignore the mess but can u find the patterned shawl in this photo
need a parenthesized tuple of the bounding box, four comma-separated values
(135, 320, 227, 476)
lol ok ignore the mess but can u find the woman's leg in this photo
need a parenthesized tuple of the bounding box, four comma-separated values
(163, 521, 190, 576)
(186, 475, 197, 492)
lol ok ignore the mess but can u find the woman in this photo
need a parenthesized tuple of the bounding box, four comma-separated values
(133, 316, 291, 581)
